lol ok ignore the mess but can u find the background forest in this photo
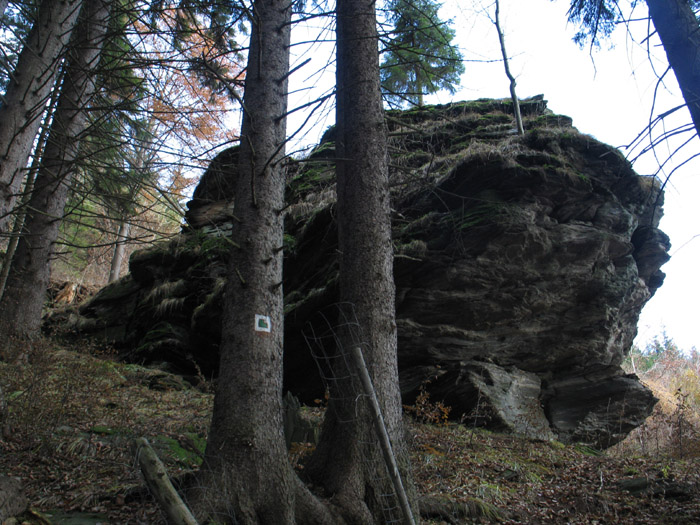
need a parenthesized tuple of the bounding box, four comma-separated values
(0, 0, 699, 523)
(0, 0, 698, 342)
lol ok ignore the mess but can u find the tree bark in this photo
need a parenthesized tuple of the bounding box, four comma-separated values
(108, 218, 130, 283)
(646, 0, 700, 138)
(494, 0, 524, 135)
(192, 1, 305, 523)
(0, 0, 83, 235)
(0, 79, 61, 300)
(0, 0, 111, 340)
(305, 0, 417, 522)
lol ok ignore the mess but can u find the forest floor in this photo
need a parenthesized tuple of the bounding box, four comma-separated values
(0, 339, 699, 524)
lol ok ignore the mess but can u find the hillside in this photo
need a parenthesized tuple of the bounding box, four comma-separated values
(0, 340, 698, 524)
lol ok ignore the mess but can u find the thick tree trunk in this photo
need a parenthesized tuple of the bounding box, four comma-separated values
(0, 0, 111, 340)
(192, 1, 314, 524)
(0, 81, 60, 300)
(0, 160, 37, 302)
(646, 0, 700, 138)
(305, 0, 417, 522)
(0, 0, 83, 235)
(108, 219, 130, 283)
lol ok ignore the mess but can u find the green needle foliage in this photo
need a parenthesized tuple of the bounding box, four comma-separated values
(565, 0, 622, 47)
(565, 0, 700, 48)
(380, 0, 464, 107)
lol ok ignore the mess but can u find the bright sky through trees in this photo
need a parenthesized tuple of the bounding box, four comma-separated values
(438, 0, 700, 352)
(284, 0, 699, 352)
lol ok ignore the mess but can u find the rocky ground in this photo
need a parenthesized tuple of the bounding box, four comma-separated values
(0, 339, 698, 524)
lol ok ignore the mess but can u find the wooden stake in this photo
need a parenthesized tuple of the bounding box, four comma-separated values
(350, 347, 416, 525)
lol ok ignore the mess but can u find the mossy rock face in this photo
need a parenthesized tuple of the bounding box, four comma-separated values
(51, 97, 669, 449)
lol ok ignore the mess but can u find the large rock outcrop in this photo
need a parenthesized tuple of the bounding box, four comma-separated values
(50, 97, 669, 448)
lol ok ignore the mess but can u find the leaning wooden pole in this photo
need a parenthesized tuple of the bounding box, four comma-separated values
(134, 437, 198, 525)
(350, 347, 417, 525)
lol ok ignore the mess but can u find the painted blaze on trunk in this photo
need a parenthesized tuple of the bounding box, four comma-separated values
(193, 0, 299, 522)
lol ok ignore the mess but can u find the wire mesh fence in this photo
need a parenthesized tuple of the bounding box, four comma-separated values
(303, 302, 415, 525)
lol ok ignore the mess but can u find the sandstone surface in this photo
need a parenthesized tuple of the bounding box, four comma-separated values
(51, 97, 669, 447)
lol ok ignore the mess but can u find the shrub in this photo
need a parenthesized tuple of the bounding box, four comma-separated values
(613, 333, 700, 458)
(404, 384, 451, 425)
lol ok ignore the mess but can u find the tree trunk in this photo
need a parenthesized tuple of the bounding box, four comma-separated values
(0, 159, 38, 302)
(108, 219, 130, 283)
(0, 0, 83, 235)
(494, 0, 524, 135)
(305, 0, 417, 522)
(0, 0, 111, 340)
(192, 1, 307, 523)
(0, 80, 61, 300)
(0, 2, 8, 17)
(646, 0, 700, 138)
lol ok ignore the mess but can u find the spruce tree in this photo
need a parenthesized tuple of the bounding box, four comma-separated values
(0, 0, 112, 340)
(380, 0, 464, 107)
(0, 0, 83, 235)
(305, 0, 419, 519)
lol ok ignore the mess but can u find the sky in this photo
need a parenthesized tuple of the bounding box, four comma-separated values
(285, 0, 700, 352)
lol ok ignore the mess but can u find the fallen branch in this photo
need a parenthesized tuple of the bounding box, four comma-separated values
(134, 437, 198, 525)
